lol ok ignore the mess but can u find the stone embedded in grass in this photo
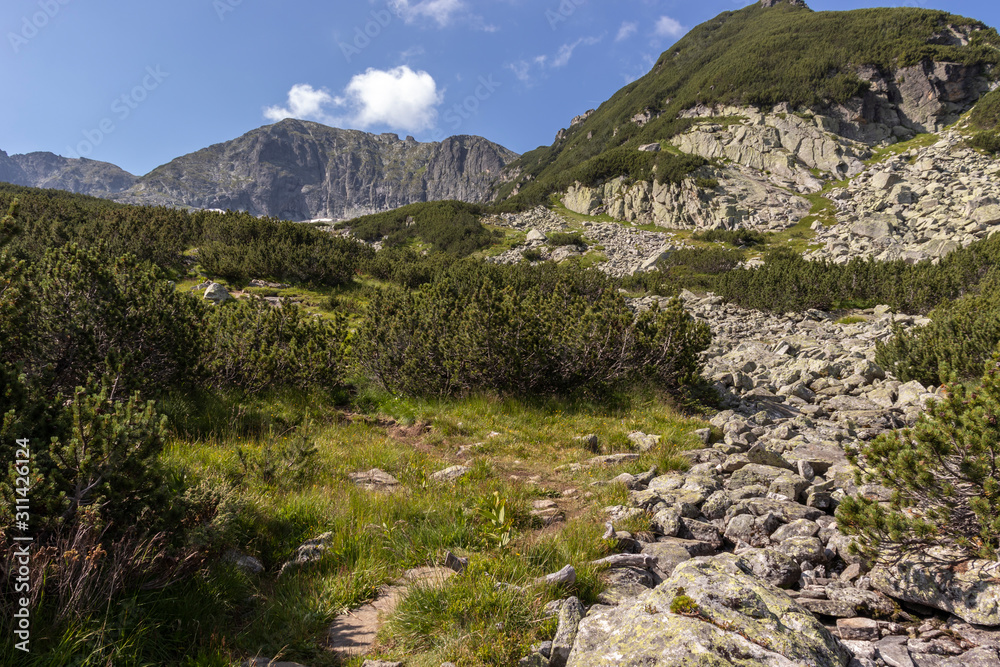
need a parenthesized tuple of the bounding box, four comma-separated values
(277, 532, 333, 577)
(223, 549, 264, 575)
(538, 564, 577, 586)
(574, 433, 600, 452)
(592, 553, 658, 569)
(551, 596, 586, 667)
(627, 431, 661, 452)
(348, 468, 401, 492)
(429, 465, 471, 483)
(587, 452, 642, 467)
(444, 551, 468, 574)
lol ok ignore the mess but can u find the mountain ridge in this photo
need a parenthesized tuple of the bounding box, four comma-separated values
(0, 121, 517, 221)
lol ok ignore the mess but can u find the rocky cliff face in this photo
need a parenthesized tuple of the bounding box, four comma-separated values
(118, 120, 518, 220)
(0, 150, 137, 196)
(827, 60, 991, 143)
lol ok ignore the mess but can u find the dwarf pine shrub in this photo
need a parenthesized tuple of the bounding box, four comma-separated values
(836, 351, 1000, 563)
(354, 261, 710, 397)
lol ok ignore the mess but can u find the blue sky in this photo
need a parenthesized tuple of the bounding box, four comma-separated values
(2, 0, 998, 175)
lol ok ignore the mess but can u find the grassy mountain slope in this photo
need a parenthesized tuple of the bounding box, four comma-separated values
(499, 1, 1000, 209)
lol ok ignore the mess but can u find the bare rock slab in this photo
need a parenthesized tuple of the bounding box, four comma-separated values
(566, 554, 850, 667)
(871, 559, 1000, 626)
(348, 468, 401, 492)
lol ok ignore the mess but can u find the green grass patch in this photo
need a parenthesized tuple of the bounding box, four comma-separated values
(92, 387, 706, 666)
(864, 132, 940, 165)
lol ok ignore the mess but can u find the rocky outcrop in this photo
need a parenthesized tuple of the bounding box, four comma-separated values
(119, 120, 517, 221)
(562, 168, 810, 232)
(674, 107, 869, 183)
(0, 150, 137, 196)
(0, 150, 27, 186)
(826, 60, 991, 143)
(871, 557, 1000, 626)
(511, 293, 1000, 666)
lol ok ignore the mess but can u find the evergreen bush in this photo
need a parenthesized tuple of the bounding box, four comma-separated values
(354, 261, 710, 397)
(202, 298, 348, 394)
(837, 352, 1000, 563)
(876, 275, 1000, 385)
(198, 211, 372, 286)
(339, 201, 499, 256)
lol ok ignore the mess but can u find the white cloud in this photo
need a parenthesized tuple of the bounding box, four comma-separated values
(508, 60, 533, 83)
(552, 36, 602, 68)
(510, 34, 604, 84)
(392, 0, 464, 27)
(616, 21, 638, 42)
(400, 45, 427, 61)
(654, 16, 686, 38)
(344, 66, 443, 131)
(264, 84, 337, 124)
(264, 66, 443, 133)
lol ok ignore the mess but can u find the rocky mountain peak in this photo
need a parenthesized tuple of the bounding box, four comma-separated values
(117, 122, 518, 220)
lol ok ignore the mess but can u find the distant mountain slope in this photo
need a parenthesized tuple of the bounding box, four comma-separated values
(500, 0, 1000, 208)
(117, 120, 518, 221)
(0, 150, 137, 197)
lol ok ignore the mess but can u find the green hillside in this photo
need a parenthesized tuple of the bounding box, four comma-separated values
(499, 2, 1000, 209)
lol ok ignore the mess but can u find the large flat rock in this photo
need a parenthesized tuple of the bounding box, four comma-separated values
(566, 555, 850, 667)
(872, 558, 1000, 626)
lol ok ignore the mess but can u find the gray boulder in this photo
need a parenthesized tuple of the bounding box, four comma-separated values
(871, 557, 1000, 626)
(348, 468, 401, 492)
(737, 548, 802, 589)
(203, 282, 233, 305)
(566, 555, 850, 667)
(851, 214, 896, 240)
(551, 596, 585, 667)
(729, 464, 793, 490)
(430, 465, 471, 483)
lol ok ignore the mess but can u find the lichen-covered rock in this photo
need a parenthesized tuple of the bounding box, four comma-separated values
(203, 282, 232, 305)
(651, 506, 682, 537)
(729, 463, 799, 490)
(725, 512, 782, 548)
(736, 548, 801, 589)
(775, 536, 827, 564)
(871, 558, 1000, 626)
(551, 596, 585, 667)
(566, 555, 851, 667)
